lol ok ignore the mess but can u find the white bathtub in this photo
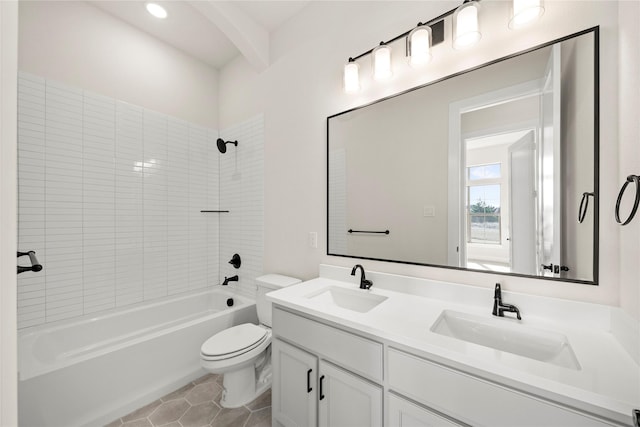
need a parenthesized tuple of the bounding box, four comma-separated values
(18, 288, 257, 427)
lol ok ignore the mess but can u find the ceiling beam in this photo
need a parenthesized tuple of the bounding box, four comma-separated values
(188, 1, 269, 72)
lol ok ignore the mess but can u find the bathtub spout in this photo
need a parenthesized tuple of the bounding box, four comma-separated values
(222, 275, 239, 286)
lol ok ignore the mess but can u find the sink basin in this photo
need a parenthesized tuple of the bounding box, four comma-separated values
(306, 286, 388, 313)
(431, 310, 580, 370)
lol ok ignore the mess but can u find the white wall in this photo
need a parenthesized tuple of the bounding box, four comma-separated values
(0, 2, 19, 424)
(219, 1, 627, 308)
(18, 1, 218, 129)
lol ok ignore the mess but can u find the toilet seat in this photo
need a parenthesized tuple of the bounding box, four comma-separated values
(201, 323, 269, 361)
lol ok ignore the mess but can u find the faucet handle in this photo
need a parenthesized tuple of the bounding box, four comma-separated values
(362, 279, 373, 290)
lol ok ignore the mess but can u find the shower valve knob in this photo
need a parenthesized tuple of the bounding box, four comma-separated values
(228, 253, 241, 269)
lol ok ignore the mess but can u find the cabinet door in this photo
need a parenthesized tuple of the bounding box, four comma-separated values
(272, 339, 317, 427)
(388, 394, 463, 427)
(318, 360, 382, 427)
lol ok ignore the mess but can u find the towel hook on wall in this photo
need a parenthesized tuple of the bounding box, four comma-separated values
(615, 174, 640, 226)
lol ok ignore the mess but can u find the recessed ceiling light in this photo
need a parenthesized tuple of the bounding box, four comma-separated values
(146, 2, 167, 19)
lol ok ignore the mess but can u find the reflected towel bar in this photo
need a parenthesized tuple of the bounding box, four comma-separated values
(200, 210, 230, 213)
(578, 192, 594, 223)
(348, 229, 390, 235)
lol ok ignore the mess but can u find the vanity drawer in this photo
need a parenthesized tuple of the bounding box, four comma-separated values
(388, 348, 615, 427)
(273, 307, 383, 382)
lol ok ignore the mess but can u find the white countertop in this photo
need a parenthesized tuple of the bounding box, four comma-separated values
(267, 266, 639, 425)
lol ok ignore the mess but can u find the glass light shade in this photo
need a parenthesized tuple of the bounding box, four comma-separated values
(509, 0, 544, 29)
(343, 61, 360, 94)
(453, 1, 481, 49)
(146, 2, 168, 19)
(372, 44, 393, 81)
(408, 26, 432, 67)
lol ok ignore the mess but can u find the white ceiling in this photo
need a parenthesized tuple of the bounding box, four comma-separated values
(91, 1, 311, 69)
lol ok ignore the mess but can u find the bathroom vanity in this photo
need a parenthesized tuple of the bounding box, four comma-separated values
(267, 265, 639, 427)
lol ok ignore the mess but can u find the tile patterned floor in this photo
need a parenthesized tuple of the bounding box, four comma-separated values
(105, 374, 271, 427)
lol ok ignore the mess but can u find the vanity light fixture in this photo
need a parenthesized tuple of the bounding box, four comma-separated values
(343, 58, 360, 93)
(146, 2, 168, 19)
(372, 42, 393, 81)
(452, 0, 481, 49)
(509, 0, 545, 29)
(341, 0, 544, 94)
(407, 24, 432, 67)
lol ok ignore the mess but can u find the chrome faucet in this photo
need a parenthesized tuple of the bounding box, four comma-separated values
(492, 283, 521, 320)
(350, 264, 373, 290)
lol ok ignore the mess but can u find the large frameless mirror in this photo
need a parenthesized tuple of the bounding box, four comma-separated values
(327, 28, 599, 284)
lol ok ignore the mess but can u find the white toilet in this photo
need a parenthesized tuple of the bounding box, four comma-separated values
(200, 274, 301, 408)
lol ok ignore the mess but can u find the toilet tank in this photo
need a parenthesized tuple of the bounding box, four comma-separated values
(256, 274, 301, 327)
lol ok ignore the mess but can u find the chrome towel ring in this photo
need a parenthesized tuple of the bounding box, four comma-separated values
(615, 174, 640, 226)
(578, 192, 594, 224)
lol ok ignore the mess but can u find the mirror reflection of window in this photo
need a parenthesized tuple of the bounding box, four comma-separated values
(467, 166, 502, 245)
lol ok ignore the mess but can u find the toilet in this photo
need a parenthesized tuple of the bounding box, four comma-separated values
(200, 274, 301, 408)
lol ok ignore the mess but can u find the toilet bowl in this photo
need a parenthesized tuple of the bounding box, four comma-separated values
(200, 274, 300, 408)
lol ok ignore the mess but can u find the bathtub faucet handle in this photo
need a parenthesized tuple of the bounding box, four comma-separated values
(222, 275, 239, 286)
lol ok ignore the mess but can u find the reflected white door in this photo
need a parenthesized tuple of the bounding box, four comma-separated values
(509, 131, 537, 274)
(539, 44, 562, 275)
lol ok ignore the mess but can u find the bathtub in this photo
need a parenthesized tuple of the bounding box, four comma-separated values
(18, 288, 257, 427)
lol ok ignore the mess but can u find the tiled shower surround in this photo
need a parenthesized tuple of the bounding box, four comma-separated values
(17, 72, 264, 329)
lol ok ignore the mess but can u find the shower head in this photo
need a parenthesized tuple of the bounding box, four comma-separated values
(217, 138, 238, 154)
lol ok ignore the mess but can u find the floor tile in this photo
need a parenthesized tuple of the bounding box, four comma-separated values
(104, 374, 271, 427)
(245, 407, 271, 427)
(246, 389, 271, 411)
(121, 400, 162, 422)
(180, 402, 220, 427)
(210, 406, 251, 427)
(148, 399, 190, 425)
(186, 381, 223, 406)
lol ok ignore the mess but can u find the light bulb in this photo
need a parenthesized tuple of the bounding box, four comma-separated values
(372, 44, 392, 81)
(408, 26, 432, 67)
(343, 60, 360, 94)
(453, 1, 481, 49)
(509, 0, 544, 29)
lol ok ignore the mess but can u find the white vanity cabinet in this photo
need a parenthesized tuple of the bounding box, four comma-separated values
(387, 393, 463, 427)
(272, 307, 383, 427)
(388, 348, 619, 427)
(272, 339, 317, 427)
(271, 305, 624, 427)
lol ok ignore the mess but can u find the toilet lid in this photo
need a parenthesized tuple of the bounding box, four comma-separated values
(201, 323, 268, 358)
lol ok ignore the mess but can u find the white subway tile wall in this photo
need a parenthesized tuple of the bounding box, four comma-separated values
(16, 73, 240, 329)
(219, 115, 265, 298)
